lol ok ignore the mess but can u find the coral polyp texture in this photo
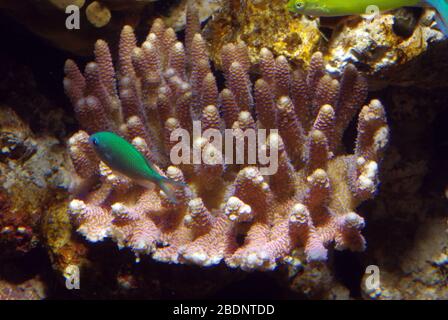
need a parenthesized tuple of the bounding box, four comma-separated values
(63, 4, 389, 270)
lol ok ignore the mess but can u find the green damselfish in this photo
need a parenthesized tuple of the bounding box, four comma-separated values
(287, 0, 448, 35)
(89, 131, 185, 203)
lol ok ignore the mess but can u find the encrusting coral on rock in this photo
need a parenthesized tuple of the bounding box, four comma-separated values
(203, 0, 321, 68)
(63, 3, 389, 271)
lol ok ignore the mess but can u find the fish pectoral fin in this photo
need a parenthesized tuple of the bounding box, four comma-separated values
(157, 177, 187, 204)
(160, 176, 187, 188)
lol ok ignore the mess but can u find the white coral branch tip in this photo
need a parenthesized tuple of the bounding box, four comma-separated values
(68, 199, 86, 214)
(290, 203, 310, 224)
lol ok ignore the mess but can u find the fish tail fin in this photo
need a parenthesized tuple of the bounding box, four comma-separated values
(157, 177, 187, 204)
(425, 0, 448, 36)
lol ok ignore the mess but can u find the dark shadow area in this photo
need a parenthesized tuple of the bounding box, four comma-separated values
(0, 11, 81, 137)
(210, 271, 298, 300)
(333, 250, 364, 299)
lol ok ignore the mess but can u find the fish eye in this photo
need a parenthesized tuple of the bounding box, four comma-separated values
(91, 137, 99, 146)
(295, 1, 304, 9)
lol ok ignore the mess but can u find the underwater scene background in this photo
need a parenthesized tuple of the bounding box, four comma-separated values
(0, 0, 447, 300)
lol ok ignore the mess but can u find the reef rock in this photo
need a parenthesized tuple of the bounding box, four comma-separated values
(0, 0, 218, 56)
(325, 9, 448, 88)
(0, 106, 71, 254)
(205, 3, 447, 88)
(359, 86, 448, 299)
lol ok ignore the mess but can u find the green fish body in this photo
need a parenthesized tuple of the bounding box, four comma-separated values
(287, 0, 419, 16)
(89, 131, 184, 203)
(287, 0, 448, 35)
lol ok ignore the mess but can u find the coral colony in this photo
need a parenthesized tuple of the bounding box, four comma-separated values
(64, 3, 389, 270)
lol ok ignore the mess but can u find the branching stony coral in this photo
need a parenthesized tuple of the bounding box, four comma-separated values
(64, 3, 389, 270)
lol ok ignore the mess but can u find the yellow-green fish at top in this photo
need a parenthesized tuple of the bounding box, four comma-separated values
(287, 0, 448, 35)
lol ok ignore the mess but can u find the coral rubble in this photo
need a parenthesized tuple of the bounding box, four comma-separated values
(362, 217, 448, 300)
(64, 4, 389, 271)
(0, 277, 46, 300)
